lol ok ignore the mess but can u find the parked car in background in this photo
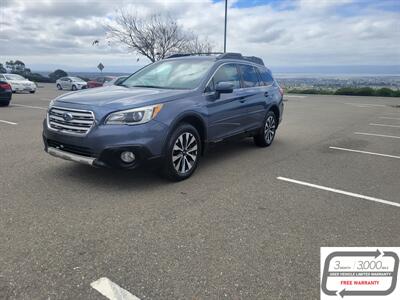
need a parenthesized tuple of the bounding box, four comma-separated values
(87, 76, 115, 88)
(0, 73, 36, 93)
(0, 80, 12, 106)
(56, 77, 87, 91)
(43, 53, 284, 181)
(103, 76, 128, 87)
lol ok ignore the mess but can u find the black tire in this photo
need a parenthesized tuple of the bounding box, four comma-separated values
(0, 101, 10, 107)
(254, 111, 277, 147)
(57, 84, 62, 90)
(72, 85, 77, 91)
(161, 123, 201, 181)
(29, 90, 35, 94)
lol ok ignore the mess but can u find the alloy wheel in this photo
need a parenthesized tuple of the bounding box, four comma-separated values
(172, 132, 198, 174)
(264, 115, 276, 144)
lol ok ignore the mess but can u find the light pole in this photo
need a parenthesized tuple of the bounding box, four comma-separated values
(224, 0, 228, 53)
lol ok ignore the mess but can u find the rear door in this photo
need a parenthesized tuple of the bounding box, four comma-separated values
(205, 63, 247, 140)
(237, 64, 267, 131)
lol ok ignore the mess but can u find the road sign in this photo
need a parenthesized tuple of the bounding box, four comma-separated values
(97, 63, 104, 72)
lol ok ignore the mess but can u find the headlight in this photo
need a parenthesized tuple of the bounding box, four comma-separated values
(105, 104, 163, 125)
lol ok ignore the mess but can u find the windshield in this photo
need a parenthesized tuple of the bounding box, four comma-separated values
(70, 77, 85, 82)
(123, 59, 214, 90)
(5, 74, 25, 80)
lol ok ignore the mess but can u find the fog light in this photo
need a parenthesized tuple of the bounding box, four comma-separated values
(120, 151, 135, 163)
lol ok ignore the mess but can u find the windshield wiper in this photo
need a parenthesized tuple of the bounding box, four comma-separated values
(131, 85, 167, 89)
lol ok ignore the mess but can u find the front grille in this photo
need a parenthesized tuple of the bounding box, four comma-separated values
(48, 106, 94, 135)
(47, 139, 94, 157)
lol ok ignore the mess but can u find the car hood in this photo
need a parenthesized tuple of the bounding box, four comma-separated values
(55, 85, 192, 109)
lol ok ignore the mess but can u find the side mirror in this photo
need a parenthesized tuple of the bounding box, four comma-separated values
(215, 82, 234, 94)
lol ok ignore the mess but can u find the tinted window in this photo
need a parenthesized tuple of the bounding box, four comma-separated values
(258, 68, 274, 86)
(239, 64, 260, 88)
(95, 77, 104, 83)
(207, 64, 240, 92)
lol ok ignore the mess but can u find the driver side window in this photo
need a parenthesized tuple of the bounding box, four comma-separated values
(206, 64, 240, 92)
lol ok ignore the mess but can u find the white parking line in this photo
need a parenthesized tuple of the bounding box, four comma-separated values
(12, 104, 47, 110)
(345, 103, 385, 107)
(286, 95, 306, 98)
(369, 123, 400, 128)
(380, 117, 400, 121)
(354, 132, 400, 139)
(329, 146, 400, 159)
(91, 277, 141, 300)
(277, 177, 400, 208)
(0, 120, 18, 125)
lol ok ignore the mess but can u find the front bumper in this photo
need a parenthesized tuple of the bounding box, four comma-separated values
(47, 147, 95, 166)
(12, 85, 36, 92)
(43, 117, 168, 169)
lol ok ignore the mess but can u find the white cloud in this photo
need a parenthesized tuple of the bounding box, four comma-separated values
(0, 0, 399, 71)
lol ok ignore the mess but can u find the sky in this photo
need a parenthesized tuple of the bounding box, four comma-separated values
(0, 0, 399, 73)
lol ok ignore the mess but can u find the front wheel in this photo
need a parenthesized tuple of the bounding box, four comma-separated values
(161, 123, 201, 181)
(72, 85, 77, 91)
(29, 90, 35, 94)
(254, 111, 277, 147)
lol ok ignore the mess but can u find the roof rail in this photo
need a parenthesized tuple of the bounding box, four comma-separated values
(166, 52, 224, 59)
(243, 56, 265, 66)
(217, 53, 243, 60)
(217, 52, 265, 66)
(166, 52, 265, 66)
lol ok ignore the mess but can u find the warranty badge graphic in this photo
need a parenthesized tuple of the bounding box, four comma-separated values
(321, 247, 400, 299)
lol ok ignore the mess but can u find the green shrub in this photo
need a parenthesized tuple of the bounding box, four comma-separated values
(286, 87, 399, 97)
(25, 73, 53, 83)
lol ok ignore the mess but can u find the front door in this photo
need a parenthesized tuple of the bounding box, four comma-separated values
(205, 63, 247, 140)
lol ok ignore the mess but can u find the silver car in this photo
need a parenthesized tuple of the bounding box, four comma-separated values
(56, 77, 87, 91)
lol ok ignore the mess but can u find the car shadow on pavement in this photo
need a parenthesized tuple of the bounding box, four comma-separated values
(50, 137, 275, 189)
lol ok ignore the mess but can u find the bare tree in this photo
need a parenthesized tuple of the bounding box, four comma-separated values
(105, 10, 213, 62)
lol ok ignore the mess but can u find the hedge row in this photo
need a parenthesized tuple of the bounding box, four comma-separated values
(286, 87, 400, 97)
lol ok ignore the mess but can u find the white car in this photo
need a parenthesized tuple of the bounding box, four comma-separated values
(56, 77, 87, 91)
(0, 74, 36, 93)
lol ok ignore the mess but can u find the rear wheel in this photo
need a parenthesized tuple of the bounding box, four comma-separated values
(57, 84, 62, 90)
(254, 111, 277, 147)
(161, 123, 201, 181)
(0, 101, 10, 107)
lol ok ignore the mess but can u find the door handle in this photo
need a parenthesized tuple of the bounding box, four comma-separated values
(264, 92, 269, 97)
(239, 97, 246, 103)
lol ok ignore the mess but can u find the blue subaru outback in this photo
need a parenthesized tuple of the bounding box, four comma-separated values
(43, 53, 284, 181)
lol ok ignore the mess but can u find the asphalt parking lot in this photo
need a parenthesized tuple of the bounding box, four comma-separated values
(1, 84, 399, 299)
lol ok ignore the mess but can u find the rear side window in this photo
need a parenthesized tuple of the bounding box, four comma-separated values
(239, 64, 261, 88)
(258, 68, 274, 86)
(206, 63, 241, 92)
